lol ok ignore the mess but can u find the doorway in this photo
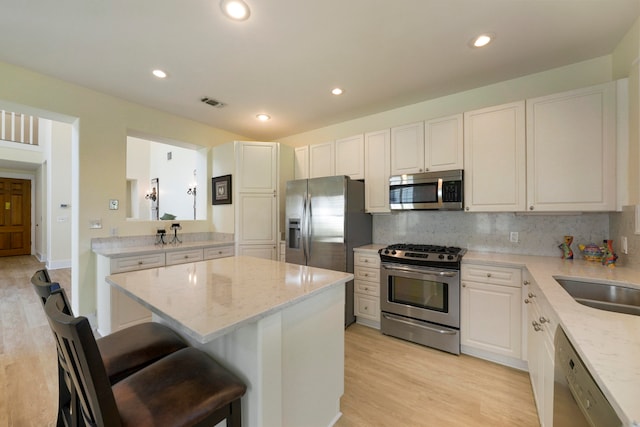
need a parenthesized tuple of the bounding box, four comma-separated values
(0, 178, 31, 256)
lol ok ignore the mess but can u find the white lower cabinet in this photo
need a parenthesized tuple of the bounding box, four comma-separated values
(96, 244, 234, 336)
(524, 274, 557, 427)
(353, 249, 381, 328)
(461, 263, 524, 369)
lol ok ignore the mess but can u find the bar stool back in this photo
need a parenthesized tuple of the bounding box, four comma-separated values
(45, 290, 246, 427)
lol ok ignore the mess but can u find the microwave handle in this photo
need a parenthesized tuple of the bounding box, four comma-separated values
(437, 178, 443, 207)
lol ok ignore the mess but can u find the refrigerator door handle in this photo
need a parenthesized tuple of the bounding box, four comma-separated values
(302, 192, 308, 262)
(305, 192, 312, 261)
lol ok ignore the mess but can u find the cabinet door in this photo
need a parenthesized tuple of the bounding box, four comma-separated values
(526, 82, 616, 211)
(236, 141, 278, 193)
(364, 129, 391, 213)
(309, 141, 335, 178)
(526, 298, 544, 418)
(335, 134, 364, 179)
(237, 244, 277, 260)
(237, 193, 277, 245)
(294, 146, 309, 179)
(461, 280, 522, 359)
(424, 114, 463, 171)
(464, 101, 526, 211)
(390, 122, 424, 175)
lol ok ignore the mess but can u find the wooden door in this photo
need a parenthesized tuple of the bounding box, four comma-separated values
(0, 178, 31, 256)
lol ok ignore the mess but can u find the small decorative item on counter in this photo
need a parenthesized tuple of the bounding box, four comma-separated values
(578, 243, 604, 262)
(155, 228, 166, 245)
(601, 239, 618, 268)
(558, 235, 574, 259)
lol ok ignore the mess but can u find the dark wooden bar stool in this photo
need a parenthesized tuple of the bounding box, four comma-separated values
(45, 290, 247, 427)
(31, 269, 189, 425)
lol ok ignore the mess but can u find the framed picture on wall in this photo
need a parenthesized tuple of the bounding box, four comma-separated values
(212, 174, 232, 205)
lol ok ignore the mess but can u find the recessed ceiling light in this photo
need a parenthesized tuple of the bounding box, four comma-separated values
(331, 88, 344, 95)
(152, 69, 167, 79)
(220, 0, 250, 21)
(471, 33, 495, 48)
(256, 113, 271, 121)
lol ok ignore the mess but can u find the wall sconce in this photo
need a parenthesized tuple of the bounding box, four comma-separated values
(187, 185, 197, 220)
(145, 187, 158, 202)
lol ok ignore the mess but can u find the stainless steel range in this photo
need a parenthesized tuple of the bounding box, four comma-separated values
(379, 243, 466, 355)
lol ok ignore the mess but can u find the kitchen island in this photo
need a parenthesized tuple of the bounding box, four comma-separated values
(106, 256, 353, 427)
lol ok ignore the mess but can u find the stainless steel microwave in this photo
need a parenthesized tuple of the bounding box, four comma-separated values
(389, 169, 463, 210)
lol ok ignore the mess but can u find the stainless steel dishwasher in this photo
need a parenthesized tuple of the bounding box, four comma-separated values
(553, 328, 622, 427)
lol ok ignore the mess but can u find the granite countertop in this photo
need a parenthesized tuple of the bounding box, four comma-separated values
(94, 240, 234, 258)
(106, 256, 354, 343)
(463, 251, 640, 427)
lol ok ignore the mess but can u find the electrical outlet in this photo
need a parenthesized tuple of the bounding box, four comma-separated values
(622, 236, 628, 254)
(510, 232, 519, 243)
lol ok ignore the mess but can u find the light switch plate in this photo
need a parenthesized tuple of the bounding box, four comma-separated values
(109, 199, 119, 210)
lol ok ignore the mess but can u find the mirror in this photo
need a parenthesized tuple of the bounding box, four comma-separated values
(126, 135, 207, 220)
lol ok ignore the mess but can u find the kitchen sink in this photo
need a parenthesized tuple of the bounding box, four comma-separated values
(554, 278, 640, 316)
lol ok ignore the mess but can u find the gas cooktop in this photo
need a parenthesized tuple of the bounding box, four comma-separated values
(378, 243, 466, 266)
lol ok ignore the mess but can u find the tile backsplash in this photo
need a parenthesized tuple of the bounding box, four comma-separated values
(373, 211, 610, 258)
(609, 205, 640, 267)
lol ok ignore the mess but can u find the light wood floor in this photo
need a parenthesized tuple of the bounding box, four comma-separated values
(0, 255, 539, 427)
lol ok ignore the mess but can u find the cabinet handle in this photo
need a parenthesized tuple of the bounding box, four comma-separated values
(138, 261, 143, 265)
(184, 255, 189, 259)
(364, 287, 369, 291)
(486, 273, 492, 278)
(524, 299, 530, 304)
(532, 321, 542, 332)
(465, 207, 470, 211)
(462, 283, 466, 287)
(539, 316, 549, 324)
(528, 292, 536, 298)
(218, 251, 223, 254)
(529, 206, 534, 211)
(523, 280, 530, 286)
(364, 259, 369, 263)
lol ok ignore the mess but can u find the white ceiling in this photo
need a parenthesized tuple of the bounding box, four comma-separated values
(0, 0, 638, 141)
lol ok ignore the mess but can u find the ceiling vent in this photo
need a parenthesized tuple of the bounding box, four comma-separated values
(201, 97, 226, 108)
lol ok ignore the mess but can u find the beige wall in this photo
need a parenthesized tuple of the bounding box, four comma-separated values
(280, 55, 614, 147)
(0, 60, 248, 316)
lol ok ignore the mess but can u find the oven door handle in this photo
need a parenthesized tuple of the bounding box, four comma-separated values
(382, 313, 457, 335)
(382, 264, 458, 277)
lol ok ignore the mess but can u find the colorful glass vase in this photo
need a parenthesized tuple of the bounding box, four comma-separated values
(558, 235, 574, 259)
(601, 240, 618, 268)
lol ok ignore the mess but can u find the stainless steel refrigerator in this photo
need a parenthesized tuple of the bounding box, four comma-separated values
(285, 175, 372, 326)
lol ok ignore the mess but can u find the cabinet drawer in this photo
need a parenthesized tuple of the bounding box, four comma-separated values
(354, 251, 380, 268)
(461, 264, 522, 287)
(111, 253, 166, 273)
(355, 280, 379, 297)
(166, 249, 204, 266)
(355, 294, 380, 321)
(203, 245, 234, 260)
(354, 265, 380, 283)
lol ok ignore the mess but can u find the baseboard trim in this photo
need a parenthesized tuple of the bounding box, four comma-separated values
(46, 259, 72, 270)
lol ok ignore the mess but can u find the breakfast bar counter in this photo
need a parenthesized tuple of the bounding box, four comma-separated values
(106, 256, 353, 427)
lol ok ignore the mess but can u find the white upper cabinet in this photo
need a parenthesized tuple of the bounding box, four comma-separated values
(294, 146, 309, 180)
(335, 134, 365, 179)
(526, 82, 616, 211)
(236, 141, 278, 193)
(390, 122, 424, 175)
(364, 129, 391, 213)
(424, 114, 464, 171)
(464, 101, 526, 212)
(309, 141, 335, 178)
